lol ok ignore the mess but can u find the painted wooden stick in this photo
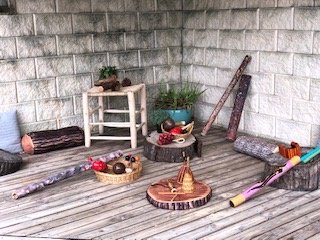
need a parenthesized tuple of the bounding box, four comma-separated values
(201, 55, 252, 136)
(230, 146, 320, 207)
(12, 150, 123, 200)
(226, 74, 251, 141)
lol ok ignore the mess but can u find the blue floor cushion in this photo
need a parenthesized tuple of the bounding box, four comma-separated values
(0, 111, 23, 154)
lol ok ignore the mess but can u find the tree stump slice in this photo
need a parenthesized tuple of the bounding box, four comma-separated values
(264, 150, 320, 191)
(143, 131, 202, 162)
(146, 178, 212, 210)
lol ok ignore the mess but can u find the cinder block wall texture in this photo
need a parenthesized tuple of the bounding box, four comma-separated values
(183, 0, 320, 146)
(1, 0, 320, 146)
(0, 0, 182, 134)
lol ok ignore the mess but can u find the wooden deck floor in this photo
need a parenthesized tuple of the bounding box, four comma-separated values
(1, 125, 320, 240)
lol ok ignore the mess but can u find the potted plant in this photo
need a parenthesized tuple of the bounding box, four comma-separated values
(94, 66, 120, 91)
(154, 82, 206, 124)
(149, 109, 171, 133)
(98, 66, 118, 81)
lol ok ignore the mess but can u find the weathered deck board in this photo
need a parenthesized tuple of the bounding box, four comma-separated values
(0, 125, 318, 239)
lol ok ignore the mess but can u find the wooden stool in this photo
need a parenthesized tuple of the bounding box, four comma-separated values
(82, 84, 148, 149)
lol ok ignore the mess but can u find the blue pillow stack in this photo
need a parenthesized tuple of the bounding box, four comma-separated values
(0, 111, 23, 154)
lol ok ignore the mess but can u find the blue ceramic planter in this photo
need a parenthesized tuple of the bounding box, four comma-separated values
(164, 109, 192, 124)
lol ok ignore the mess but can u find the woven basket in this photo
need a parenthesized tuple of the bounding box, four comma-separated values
(94, 159, 142, 184)
(0, 150, 23, 176)
(161, 121, 194, 140)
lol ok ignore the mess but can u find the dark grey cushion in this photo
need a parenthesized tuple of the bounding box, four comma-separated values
(0, 149, 22, 176)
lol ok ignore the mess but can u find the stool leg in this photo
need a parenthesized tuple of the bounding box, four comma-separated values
(82, 92, 91, 147)
(140, 84, 148, 136)
(128, 92, 137, 149)
(98, 96, 104, 134)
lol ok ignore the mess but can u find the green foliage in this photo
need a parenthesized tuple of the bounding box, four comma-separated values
(99, 66, 118, 80)
(149, 109, 170, 125)
(154, 82, 206, 110)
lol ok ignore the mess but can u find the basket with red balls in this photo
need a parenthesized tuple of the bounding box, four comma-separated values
(91, 154, 142, 184)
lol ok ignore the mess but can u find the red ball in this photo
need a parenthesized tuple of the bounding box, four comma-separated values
(92, 160, 107, 171)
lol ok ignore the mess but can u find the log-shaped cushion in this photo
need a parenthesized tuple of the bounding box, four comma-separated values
(233, 136, 278, 160)
(21, 126, 84, 154)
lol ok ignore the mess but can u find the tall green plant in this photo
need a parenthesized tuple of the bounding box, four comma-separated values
(154, 82, 206, 110)
(149, 109, 170, 125)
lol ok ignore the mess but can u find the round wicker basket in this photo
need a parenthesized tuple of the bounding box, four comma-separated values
(94, 159, 142, 184)
(161, 121, 194, 140)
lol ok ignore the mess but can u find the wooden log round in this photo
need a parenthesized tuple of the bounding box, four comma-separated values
(264, 151, 320, 191)
(21, 126, 84, 154)
(143, 131, 202, 162)
(146, 178, 212, 210)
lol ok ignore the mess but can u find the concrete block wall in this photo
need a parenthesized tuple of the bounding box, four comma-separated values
(1, 0, 320, 146)
(0, 0, 183, 134)
(0, 0, 8, 6)
(183, 0, 320, 146)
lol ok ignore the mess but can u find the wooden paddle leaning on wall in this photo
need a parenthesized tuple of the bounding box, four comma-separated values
(201, 55, 252, 136)
(226, 74, 252, 141)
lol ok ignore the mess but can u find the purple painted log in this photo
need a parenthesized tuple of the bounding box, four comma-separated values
(226, 74, 251, 141)
(201, 55, 252, 136)
(12, 150, 123, 200)
(233, 136, 278, 160)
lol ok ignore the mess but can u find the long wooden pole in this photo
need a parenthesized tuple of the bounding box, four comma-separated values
(201, 55, 252, 136)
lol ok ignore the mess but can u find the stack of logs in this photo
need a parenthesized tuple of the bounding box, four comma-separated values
(94, 75, 131, 91)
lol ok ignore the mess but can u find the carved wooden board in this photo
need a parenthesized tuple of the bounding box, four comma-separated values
(146, 178, 212, 210)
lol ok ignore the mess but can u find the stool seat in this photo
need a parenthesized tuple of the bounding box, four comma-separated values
(82, 83, 148, 149)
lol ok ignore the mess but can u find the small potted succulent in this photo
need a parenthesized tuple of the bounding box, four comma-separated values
(94, 66, 120, 91)
(98, 66, 118, 81)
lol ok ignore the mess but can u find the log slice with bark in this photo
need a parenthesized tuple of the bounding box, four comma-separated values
(264, 149, 320, 191)
(143, 131, 202, 162)
(146, 178, 212, 210)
